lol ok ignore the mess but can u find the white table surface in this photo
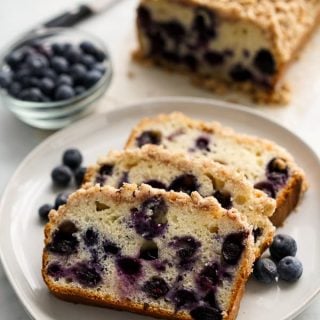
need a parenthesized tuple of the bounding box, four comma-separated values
(0, 0, 320, 319)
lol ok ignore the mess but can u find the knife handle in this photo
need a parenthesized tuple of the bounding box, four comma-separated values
(43, 5, 94, 28)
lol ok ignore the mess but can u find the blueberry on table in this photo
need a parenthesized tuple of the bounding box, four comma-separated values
(270, 234, 297, 261)
(75, 167, 87, 187)
(51, 165, 73, 187)
(50, 56, 69, 74)
(54, 85, 75, 101)
(278, 256, 303, 282)
(63, 148, 83, 170)
(38, 203, 54, 221)
(54, 192, 71, 209)
(253, 257, 278, 284)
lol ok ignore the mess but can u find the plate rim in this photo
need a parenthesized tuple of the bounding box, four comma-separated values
(1, 96, 320, 320)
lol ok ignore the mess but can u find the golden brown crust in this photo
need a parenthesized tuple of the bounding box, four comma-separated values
(125, 112, 307, 227)
(43, 184, 255, 320)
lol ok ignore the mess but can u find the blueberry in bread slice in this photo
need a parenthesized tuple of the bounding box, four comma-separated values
(125, 112, 307, 227)
(135, 0, 320, 103)
(84, 145, 275, 257)
(42, 184, 255, 320)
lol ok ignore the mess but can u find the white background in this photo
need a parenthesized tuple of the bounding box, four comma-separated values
(0, 0, 319, 319)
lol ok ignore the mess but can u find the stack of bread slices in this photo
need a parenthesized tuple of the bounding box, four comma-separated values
(42, 112, 306, 320)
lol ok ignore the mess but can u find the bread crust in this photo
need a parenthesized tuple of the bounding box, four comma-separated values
(124, 112, 307, 227)
(42, 184, 255, 320)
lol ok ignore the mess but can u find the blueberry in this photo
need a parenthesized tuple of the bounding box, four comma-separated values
(116, 256, 142, 276)
(85, 70, 102, 88)
(80, 41, 97, 55)
(171, 236, 201, 269)
(149, 32, 165, 55)
(47, 263, 64, 278)
(92, 63, 106, 74)
(39, 77, 55, 95)
(51, 56, 69, 73)
(169, 174, 198, 195)
(162, 51, 181, 63)
(93, 49, 106, 62)
(117, 171, 129, 188)
(204, 51, 224, 66)
(183, 54, 198, 70)
(137, 5, 152, 29)
(8, 82, 22, 97)
(0, 71, 12, 89)
(40, 68, 57, 80)
(13, 67, 31, 84)
(204, 290, 220, 309)
(139, 241, 158, 260)
(131, 196, 168, 239)
(136, 130, 162, 147)
(144, 180, 167, 190)
(51, 165, 73, 187)
(229, 64, 252, 82)
(19, 88, 44, 102)
(190, 306, 222, 320)
(74, 86, 86, 96)
(213, 191, 232, 210)
(253, 258, 278, 284)
(5, 50, 26, 69)
(54, 192, 71, 209)
(51, 43, 66, 55)
(253, 228, 263, 242)
(72, 262, 102, 287)
(270, 234, 297, 261)
(64, 47, 81, 63)
(278, 256, 303, 282)
(83, 228, 99, 246)
(54, 85, 75, 101)
(81, 54, 96, 68)
(57, 74, 73, 87)
(99, 164, 114, 176)
(75, 167, 87, 187)
(198, 263, 220, 290)
(142, 277, 169, 299)
(171, 289, 198, 310)
(162, 21, 186, 43)
(103, 239, 120, 255)
(47, 220, 79, 255)
(266, 158, 289, 188)
(38, 203, 54, 221)
(196, 136, 210, 151)
(26, 54, 48, 71)
(70, 63, 87, 84)
(254, 49, 276, 75)
(222, 232, 248, 265)
(254, 181, 276, 198)
(62, 148, 83, 170)
(192, 8, 217, 45)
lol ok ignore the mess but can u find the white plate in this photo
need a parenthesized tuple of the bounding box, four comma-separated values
(1, 97, 320, 320)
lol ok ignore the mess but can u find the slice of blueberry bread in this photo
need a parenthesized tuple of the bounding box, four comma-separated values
(125, 113, 306, 227)
(135, 0, 320, 103)
(43, 184, 255, 320)
(84, 145, 275, 256)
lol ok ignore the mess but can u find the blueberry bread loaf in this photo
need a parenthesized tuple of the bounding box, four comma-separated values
(42, 184, 255, 320)
(84, 145, 275, 256)
(135, 0, 320, 103)
(125, 113, 306, 227)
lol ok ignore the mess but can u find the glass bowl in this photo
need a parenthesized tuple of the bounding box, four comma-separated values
(0, 28, 112, 130)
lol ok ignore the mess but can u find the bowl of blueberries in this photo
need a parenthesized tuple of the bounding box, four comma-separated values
(0, 28, 112, 130)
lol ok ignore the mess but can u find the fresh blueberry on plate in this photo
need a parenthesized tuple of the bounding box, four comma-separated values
(253, 257, 278, 284)
(278, 256, 303, 282)
(51, 165, 73, 187)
